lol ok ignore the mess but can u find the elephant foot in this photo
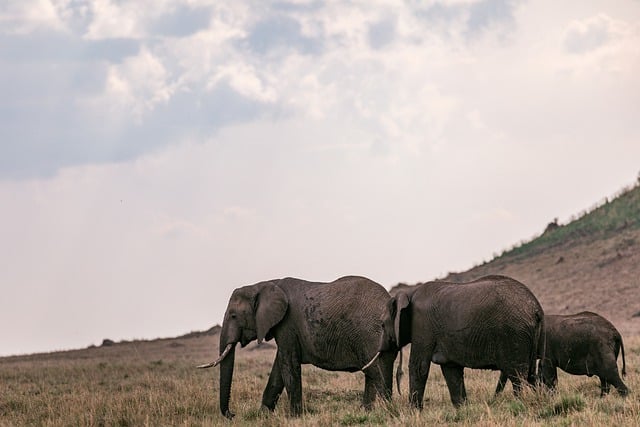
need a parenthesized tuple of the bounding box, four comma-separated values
(452, 399, 466, 408)
(260, 404, 275, 413)
(289, 403, 303, 417)
(223, 410, 235, 420)
(361, 400, 374, 411)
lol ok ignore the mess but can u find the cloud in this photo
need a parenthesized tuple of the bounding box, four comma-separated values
(368, 17, 396, 49)
(0, 0, 67, 34)
(245, 14, 323, 55)
(564, 14, 617, 54)
(98, 47, 173, 120)
(150, 4, 212, 37)
(465, 0, 519, 37)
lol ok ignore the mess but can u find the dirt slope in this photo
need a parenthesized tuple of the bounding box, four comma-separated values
(392, 183, 640, 336)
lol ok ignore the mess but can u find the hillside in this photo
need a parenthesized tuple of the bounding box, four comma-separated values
(396, 182, 640, 336)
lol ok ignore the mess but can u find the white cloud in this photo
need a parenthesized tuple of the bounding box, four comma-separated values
(0, 0, 67, 34)
(97, 47, 173, 120)
(84, 0, 143, 39)
(210, 62, 277, 103)
(559, 14, 640, 78)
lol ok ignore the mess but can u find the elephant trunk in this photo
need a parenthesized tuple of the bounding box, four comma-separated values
(219, 343, 237, 419)
(396, 349, 404, 395)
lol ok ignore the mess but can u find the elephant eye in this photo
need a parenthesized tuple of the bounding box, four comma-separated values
(230, 313, 237, 319)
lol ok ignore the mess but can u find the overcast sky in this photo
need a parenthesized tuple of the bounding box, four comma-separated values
(1, 0, 639, 356)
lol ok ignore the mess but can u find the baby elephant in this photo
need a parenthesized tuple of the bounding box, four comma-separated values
(496, 311, 628, 396)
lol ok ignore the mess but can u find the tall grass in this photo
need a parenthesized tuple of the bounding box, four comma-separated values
(1, 336, 638, 426)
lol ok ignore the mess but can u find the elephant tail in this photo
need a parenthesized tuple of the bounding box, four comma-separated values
(619, 335, 627, 377)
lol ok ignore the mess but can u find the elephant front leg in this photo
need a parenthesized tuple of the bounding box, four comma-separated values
(408, 350, 431, 410)
(261, 355, 285, 411)
(441, 365, 466, 407)
(279, 354, 303, 416)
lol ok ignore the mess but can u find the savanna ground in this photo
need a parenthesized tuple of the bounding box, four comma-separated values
(1, 331, 638, 426)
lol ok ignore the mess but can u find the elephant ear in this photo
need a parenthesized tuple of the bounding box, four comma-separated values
(393, 292, 410, 348)
(255, 283, 288, 344)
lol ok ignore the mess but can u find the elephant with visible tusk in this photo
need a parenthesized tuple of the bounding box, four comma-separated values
(198, 276, 398, 418)
(365, 275, 544, 408)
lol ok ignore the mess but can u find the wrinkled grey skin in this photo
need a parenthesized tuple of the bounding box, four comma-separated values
(378, 275, 544, 408)
(496, 311, 628, 396)
(212, 276, 397, 418)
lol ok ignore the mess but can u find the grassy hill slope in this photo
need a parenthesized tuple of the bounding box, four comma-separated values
(437, 182, 640, 336)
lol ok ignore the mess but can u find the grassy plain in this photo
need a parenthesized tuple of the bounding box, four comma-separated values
(1, 332, 638, 426)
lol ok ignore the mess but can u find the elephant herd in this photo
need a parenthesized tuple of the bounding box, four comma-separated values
(198, 275, 629, 419)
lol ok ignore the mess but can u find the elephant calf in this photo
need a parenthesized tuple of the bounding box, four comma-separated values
(497, 311, 628, 396)
(198, 276, 397, 418)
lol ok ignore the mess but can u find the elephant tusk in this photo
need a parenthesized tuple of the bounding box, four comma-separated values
(196, 343, 233, 369)
(361, 352, 380, 371)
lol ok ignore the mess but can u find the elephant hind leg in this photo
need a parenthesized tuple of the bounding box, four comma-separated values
(506, 364, 531, 397)
(495, 371, 508, 395)
(540, 361, 558, 391)
(602, 353, 629, 397)
(599, 377, 610, 397)
(441, 365, 466, 407)
(362, 375, 377, 410)
(607, 373, 629, 397)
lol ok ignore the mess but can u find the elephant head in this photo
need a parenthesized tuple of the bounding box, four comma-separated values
(363, 291, 412, 370)
(198, 281, 288, 419)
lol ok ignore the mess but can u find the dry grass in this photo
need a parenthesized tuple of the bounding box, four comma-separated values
(2, 333, 638, 426)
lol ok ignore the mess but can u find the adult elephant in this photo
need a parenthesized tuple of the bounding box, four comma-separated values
(365, 275, 544, 408)
(496, 311, 628, 396)
(198, 276, 398, 419)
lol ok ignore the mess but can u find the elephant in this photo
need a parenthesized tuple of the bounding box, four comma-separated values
(365, 275, 544, 408)
(198, 276, 398, 418)
(495, 311, 628, 396)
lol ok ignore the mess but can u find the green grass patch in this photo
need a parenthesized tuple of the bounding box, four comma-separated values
(340, 412, 385, 425)
(539, 394, 586, 418)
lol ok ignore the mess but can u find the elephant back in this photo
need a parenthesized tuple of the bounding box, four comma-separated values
(276, 276, 390, 369)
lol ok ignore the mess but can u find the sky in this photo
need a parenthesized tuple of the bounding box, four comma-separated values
(1, 0, 639, 356)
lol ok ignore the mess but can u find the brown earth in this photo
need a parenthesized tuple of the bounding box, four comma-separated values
(392, 226, 640, 337)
